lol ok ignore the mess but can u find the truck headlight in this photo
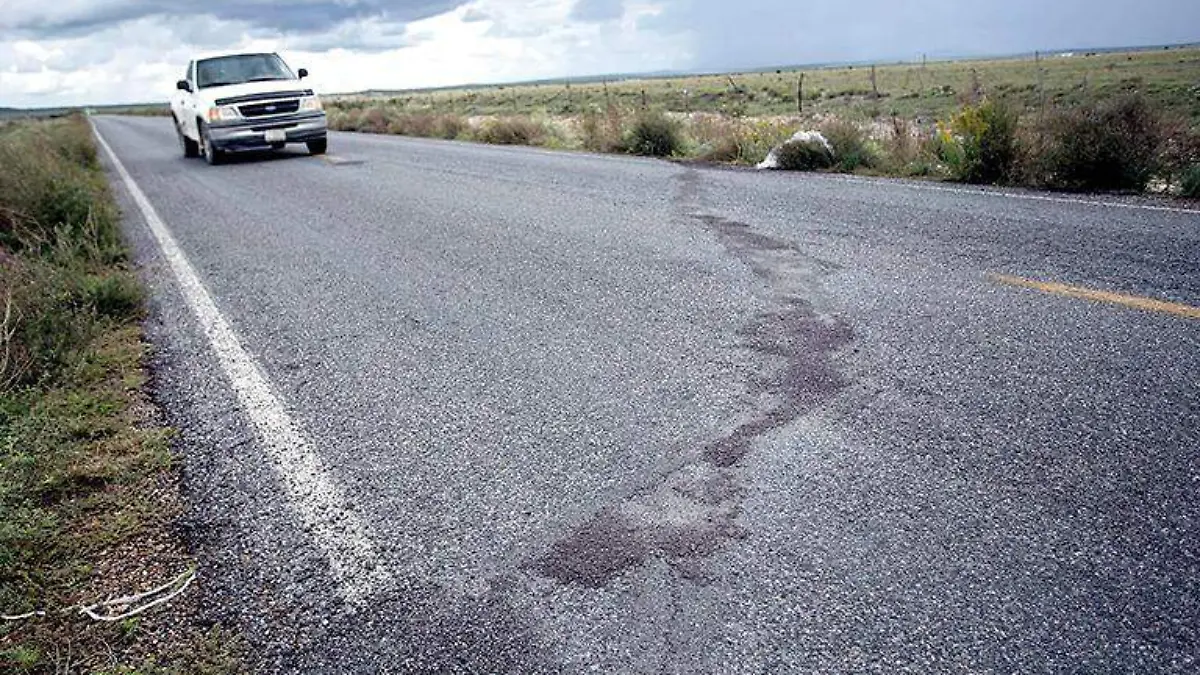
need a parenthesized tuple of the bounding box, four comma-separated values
(206, 105, 240, 122)
(299, 95, 323, 112)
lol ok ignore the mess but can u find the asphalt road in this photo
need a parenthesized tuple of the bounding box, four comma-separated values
(93, 115, 1198, 674)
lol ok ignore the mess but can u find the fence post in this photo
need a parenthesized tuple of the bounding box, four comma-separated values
(870, 64, 879, 99)
(1035, 51, 1046, 152)
(1036, 51, 1046, 115)
(641, 89, 647, 110)
(797, 74, 804, 114)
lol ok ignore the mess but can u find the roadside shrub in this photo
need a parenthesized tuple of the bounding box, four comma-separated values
(325, 107, 359, 131)
(0, 117, 121, 262)
(0, 260, 94, 387)
(773, 137, 834, 171)
(476, 116, 547, 145)
(942, 99, 1019, 184)
(389, 114, 435, 137)
(626, 111, 682, 157)
(0, 115, 139, 389)
(1036, 94, 1162, 191)
(880, 116, 939, 176)
(81, 271, 143, 320)
(687, 114, 741, 161)
(580, 107, 627, 153)
(1156, 123, 1200, 194)
(435, 114, 468, 140)
(821, 119, 876, 172)
(736, 120, 797, 165)
(1182, 165, 1200, 198)
(697, 135, 741, 162)
(357, 107, 390, 134)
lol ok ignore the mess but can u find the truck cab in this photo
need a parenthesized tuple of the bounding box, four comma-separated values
(172, 52, 327, 165)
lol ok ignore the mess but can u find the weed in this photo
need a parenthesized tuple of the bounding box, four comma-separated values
(475, 117, 548, 145)
(580, 107, 628, 153)
(626, 111, 682, 157)
(1037, 94, 1163, 191)
(357, 108, 390, 134)
(942, 99, 1020, 184)
(820, 119, 877, 172)
(0, 115, 241, 672)
(435, 114, 469, 140)
(2, 645, 40, 670)
(774, 138, 834, 171)
(1182, 165, 1200, 198)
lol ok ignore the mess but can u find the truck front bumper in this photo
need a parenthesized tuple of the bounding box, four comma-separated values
(208, 112, 327, 152)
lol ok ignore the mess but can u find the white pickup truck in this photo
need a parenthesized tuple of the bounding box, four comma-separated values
(171, 52, 327, 165)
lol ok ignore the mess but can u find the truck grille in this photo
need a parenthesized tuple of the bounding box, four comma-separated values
(238, 99, 300, 118)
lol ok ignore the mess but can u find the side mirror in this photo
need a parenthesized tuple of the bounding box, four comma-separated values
(176, 80, 192, 92)
(298, 68, 308, 79)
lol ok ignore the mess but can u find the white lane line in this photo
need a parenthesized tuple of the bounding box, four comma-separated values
(92, 121, 391, 604)
(828, 174, 1200, 215)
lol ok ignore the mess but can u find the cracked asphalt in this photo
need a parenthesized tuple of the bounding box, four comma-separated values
(93, 115, 1198, 673)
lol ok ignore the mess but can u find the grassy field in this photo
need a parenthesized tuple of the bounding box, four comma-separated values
(336, 45, 1200, 124)
(0, 115, 241, 673)
(327, 45, 1200, 195)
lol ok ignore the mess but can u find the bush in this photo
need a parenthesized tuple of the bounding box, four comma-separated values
(388, 114, 434, 137)
(81, 271, 143, 320)
(692, 118, 795, 166)
(821, 119, 876, 172)
(942, 99, 1020, 184)
(435, 114, 468, 140)
(0, 116, 137, 388)
(1, 259, 92, 387)
(1182, 165, 1200, 198)
(580, 107, 627, 153)
(1036, 94, 1162, 192)
(880, 117, 938, 176)
(0, 117, 122, 263)
(475, 117, 548, 145)
(1157, 124, 1200, 194)
(774, 138, 834, 171)
(626, 111, 682, 157)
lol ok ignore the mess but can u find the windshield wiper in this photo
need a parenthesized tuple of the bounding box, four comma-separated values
(201, 81, 237, 88)
(246, 77, 287, 82)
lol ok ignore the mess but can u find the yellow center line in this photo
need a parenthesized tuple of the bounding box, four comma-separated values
(990, 274, 1200, 320)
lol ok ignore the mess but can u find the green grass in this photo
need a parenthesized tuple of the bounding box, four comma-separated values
(327, 46, 1200, 195)
(0, 115, 243, 673)
(334, 46, 1200, 124)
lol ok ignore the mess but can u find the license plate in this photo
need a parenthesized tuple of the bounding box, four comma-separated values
(265, 129, 286, 143)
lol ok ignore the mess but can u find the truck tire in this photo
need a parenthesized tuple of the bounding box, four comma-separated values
(199, 122, 224, 166)
(176, 118, 199, 158)
(307, 138, 328, 155)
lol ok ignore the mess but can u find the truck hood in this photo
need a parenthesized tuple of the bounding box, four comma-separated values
(197, 80, 312, 105)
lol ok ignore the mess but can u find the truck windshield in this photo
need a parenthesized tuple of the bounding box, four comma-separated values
(196, 54, 294, 89)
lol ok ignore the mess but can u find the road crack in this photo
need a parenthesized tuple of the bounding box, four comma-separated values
(534, 168, 852, 588)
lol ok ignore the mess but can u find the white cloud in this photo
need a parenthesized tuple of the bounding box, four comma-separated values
(1, 0, 1194, 108)
(0, 0, 690, 107)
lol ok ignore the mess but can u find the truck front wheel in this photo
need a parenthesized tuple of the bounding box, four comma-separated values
(307, 138, 327, 155)
(199, 122, 224, 166)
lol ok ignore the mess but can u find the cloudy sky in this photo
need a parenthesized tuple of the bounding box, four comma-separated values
(1, 0, 1196, 107)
